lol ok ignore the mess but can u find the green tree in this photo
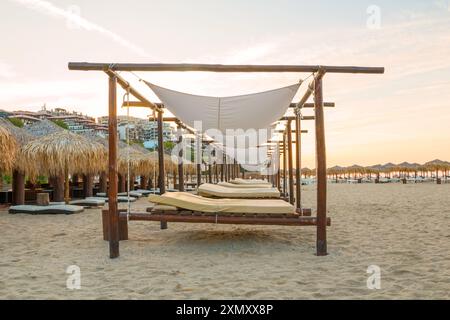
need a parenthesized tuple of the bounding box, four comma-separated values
(164, 141, 176, 153)
(52, 120, 69, 130)
(8, 118, 24, 128)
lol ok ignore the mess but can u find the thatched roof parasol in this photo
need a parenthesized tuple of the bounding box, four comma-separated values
(0, 118, 36, 174)
(21, 130, 107, 176)
(424, 159, 449, 170)
(25, 119, 63, 137)
(0, 125, 17, 173)
(346, 164, 365, 174)
(397, 162, 419, 172)
(327, 165, 345, 175)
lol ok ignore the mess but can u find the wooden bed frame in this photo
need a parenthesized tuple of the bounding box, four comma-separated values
(69, 62, 384, 258)
(102, 208, 330, 241)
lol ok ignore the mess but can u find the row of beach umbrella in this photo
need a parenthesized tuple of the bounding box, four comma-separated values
(0, 119, 189, 204)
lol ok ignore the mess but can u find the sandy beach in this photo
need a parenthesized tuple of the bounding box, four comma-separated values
(0, 183, 449, 300)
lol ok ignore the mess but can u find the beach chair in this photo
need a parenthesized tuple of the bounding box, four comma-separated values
(198, 183, 280, 199)
(229, 178, 272, 186)
(217, 182, 273, 189)
(101, 192, 330, 241)
(88, 196, 137, 203)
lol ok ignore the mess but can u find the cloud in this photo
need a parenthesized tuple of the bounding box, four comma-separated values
(0, 62, 16, 78)
(9, 0, 149, 57)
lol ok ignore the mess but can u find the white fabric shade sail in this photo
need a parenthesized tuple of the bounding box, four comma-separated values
(145, 81, 300, 133)
(145, 81, 300, 166)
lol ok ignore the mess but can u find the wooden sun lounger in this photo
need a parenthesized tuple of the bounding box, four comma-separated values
(218, 182, 273, 189)
(96, 191, 143, 198)
(198, 183, 280, 199)
(102, 193, 330, 240)
(88, 196, 137, 203)
(50, 198, 106, 208)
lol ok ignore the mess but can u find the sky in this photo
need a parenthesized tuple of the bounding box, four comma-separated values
(1, 0, 450, 167)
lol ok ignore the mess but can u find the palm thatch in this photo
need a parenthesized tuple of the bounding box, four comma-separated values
(0, 125, 17, 173)
(0, 118, 37, 174)
(21, 130, 107, 176)
(327, 165, 345, 175)
(424, 159, 449, 170)
(25, 119, 63, 137)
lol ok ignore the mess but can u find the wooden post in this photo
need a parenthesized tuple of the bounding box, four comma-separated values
(282, 134, 287, 199)
(108, 74, 120, 259)
(295, 110, 302, 214)
(315, 76, 328, 256)
(208, 164, 212, 183)
(221, 153, 225, 182)
(177, 126, 184, 192)
(276, 145, 281, 190)
(287, 120, 295, 205)
(64, 166, 70, 204)
(196, 136, 202, 188)
(99, 171, 108, 193)
(118, 174, 127, 192)
(12, 170, 25, 205)
(140, 175, 147, 190)
(157, 110, 167, 229)
(83, 174, 94, 198)
(53, 175, 65, 202)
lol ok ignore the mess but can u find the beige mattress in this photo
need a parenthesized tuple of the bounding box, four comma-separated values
(199, 183, 280, 199)
(148, 192, 294, 214)
(230, 178, 272, 186)
(218, 182, 273, 189)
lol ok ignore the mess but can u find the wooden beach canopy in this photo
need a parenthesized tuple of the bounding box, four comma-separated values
(21, 130, 107, 203)
(68, 62, 384, 259)
(0, 118, 37, 205)
(0, 125, 17, 174)
(0, 119, 36, 172)
(22, 130, 107, 176)
(24, 119, 63, 137)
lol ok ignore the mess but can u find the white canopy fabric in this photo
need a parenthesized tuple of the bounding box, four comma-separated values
(145, 81, 300, 133)
(145, 81, 299, 170)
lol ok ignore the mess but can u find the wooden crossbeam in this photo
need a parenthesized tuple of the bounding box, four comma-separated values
(70, 62, 384, 74)
(122, 211, 331, 227)
(290, 102, 335, 108)
(280, 116, 315, 121)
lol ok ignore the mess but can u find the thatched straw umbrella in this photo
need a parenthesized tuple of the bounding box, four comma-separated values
(349, 164, 366, 180)
(0, 118, 36, 204)
(380, 163, 397, 178)
(25, 119, 63, 137)
(327, 165, 345, 182)
(23, 120, 67, 199)
(424, 159, 448, 184)
(21, 130, 107, 203)
(0, 125, 17, 175)
(366, 164, 383, 182)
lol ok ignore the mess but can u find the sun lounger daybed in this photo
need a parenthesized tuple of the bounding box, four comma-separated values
(96, 191, 143, 198)
(198, 183, 280, 199)
(50, 198, 106, 208)
(150, 192, 291, 214)
(9, 204, 84, 215)
(218, 181, 273, 189)
(88, 196, 137, 203)
(135, 189, 153, 195)
(101, 192, 330, 239)
(230, 178, 272, 186)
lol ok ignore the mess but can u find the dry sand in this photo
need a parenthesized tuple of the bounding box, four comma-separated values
(0, 184, 449, 299)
